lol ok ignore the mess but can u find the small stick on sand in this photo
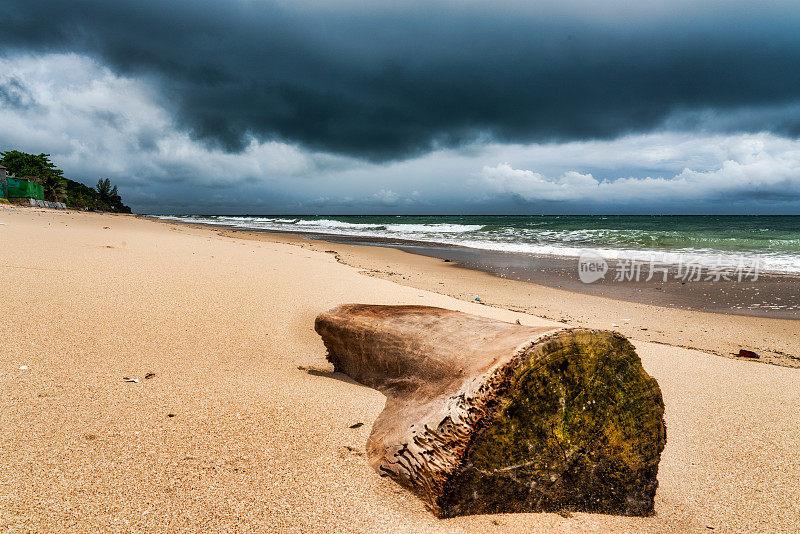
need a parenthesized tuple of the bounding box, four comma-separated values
(315, 304, 666, 518)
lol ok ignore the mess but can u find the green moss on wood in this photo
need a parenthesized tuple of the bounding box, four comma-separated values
(438, 331, 666, 517)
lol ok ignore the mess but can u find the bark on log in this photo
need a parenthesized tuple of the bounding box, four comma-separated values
(315, 304, 666, 518)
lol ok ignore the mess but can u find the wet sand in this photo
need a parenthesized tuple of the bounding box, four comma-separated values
(393, 244, 800, 320)
(216, 228, 800, 319)
(193, 226, 800, 321)
(2, 207, 800, 532)
(199, 226, 800, 368)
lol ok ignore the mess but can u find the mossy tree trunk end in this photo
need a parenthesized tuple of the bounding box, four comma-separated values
(315, 304, 666, 518)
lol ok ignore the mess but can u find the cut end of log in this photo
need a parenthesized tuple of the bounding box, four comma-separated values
(315, 305, 666, 518)
(437, 329, 665, 518)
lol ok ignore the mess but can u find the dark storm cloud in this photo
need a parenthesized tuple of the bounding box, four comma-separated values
(3, 1, 800, 160)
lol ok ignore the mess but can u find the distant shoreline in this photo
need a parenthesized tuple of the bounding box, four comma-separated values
(152, 214, 800, 276)
(147, 215, 800, 321)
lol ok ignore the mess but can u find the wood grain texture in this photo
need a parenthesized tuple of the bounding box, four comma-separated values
(315, 304, 666, 518)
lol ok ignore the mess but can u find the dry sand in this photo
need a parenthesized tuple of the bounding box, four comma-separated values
(1, 207, 799, 532)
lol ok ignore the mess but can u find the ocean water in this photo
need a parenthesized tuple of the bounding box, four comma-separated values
(156, 215, 800, 274)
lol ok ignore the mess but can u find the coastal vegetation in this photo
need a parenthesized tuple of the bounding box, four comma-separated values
(0, 150, 131, 213)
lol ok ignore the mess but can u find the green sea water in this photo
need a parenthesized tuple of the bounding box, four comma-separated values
(157, 215, 800, 273)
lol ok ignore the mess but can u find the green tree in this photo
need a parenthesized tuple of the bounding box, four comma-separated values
(42, 168, 67, 201)
(95, 177, 130, 212)
(96, 178, 114, 201)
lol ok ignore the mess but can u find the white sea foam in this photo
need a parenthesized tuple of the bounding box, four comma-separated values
(153, 215, 800, 274)
(383, 223, 483, 234)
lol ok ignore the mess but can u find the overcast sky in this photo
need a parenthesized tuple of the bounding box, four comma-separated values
(1, 0, 800, 214)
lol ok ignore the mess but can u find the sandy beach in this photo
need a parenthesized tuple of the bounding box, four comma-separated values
(209, 227, 800, 369)
(2, 207, 800, 532)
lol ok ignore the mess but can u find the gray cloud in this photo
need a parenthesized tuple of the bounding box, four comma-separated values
(2, 1, 800, 161)
(0, 77, 38, 110)
(2, 52, 799, 215)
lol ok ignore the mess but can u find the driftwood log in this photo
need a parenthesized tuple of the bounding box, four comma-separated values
(315, 304, 666, 518)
